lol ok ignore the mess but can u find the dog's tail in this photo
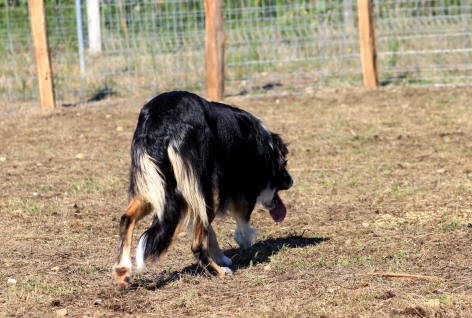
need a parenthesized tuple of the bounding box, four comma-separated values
(131, 149, 166, 221)
(132, 143, 209, 270)
(167, 145, 209, 227)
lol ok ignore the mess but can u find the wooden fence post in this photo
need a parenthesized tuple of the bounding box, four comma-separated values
(357, 0, 379, 88)
(204, 0, 225, 101)
(28, 0, 55, 112)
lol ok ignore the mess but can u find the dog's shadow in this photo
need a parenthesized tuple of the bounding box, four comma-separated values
(130, 234, 328, 290)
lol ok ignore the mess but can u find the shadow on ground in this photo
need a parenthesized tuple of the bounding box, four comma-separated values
(130, 234, 328, 290)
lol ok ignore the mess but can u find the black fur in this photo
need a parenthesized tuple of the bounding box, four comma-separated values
(130, 91, 292, 262)
(141, 189, 186, 261)
(116, 215, 131, 263)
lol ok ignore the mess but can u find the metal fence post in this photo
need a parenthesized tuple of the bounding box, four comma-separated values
(204, 0, 225, 101)
(357, 0, 379, 88)
(27, 0, 55, 112)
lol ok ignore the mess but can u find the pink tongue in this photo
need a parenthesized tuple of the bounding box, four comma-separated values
(269, 194, 286, 223)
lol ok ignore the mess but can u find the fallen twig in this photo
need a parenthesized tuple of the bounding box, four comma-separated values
(367, 272, 446, 282)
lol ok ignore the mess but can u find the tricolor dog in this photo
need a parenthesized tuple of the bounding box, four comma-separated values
(113, 91, 292, 288)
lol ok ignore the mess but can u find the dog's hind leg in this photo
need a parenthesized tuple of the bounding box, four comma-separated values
(113, 198, 151, 288)
(135, 192, 187, 272)
(208, 225, 232, 267)
(192, 221, 233, 277)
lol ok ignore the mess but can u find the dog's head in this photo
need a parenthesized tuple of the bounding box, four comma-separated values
(256, 133, 292, 222)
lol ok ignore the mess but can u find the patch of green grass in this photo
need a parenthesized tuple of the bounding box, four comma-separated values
(38, 184, 52, 191)
(316, 257, 326, 267)
(289, 259, 308, 269)
(392, 184, 412, 200)
(69, 178, 100, 194)
(26, 278, 37, 290)
(393, 250, 410, 265)
(352, 148, 365, 155)
(442, 218, 461, 231)
(425, 294, 449, 302)
(23, 277, 73, 296)
(7, 197, 22, 211)
(355, 291, 377, 302)
(25, 199, 41, 214)
(78, 264, 109, 273)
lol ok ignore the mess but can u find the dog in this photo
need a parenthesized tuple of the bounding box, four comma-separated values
(113, 91, 292, 288)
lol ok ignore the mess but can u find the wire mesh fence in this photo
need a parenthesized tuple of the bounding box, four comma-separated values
(0, 0, 471, 111)
(375, 0, 472, 86)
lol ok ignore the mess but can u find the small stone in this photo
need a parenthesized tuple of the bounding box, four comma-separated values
(33, 192, 38, 196)
(264, 265, 271, 271)
(56, 309, 67, 317)
(275, 99, 280, 104)
(75, 153, 84, 159)
(116, 126, 123, 132)
(51, 266, 60, 272)
(0, 157, 6, 162)
(105, 114, 111, 119)
(7, 278, 16, 285)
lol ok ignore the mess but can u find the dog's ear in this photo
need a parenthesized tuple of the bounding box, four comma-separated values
(271, 133, 288, 157)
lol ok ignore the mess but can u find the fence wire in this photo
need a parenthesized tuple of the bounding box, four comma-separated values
(0, 0, 471, 111)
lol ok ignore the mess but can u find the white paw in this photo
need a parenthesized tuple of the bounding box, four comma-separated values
(234, 226, 257, 249)
(221, 267, 233, 275)
(212, 253, 233, 267)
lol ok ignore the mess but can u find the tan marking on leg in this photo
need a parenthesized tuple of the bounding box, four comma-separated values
(208, 258, 227, 277)
(113, 198, 151, 288)
(171, 218, 187, 242)
(191, 221, 227, 277)
(228, 200, 248, 220)
(209, 225, 231, 266)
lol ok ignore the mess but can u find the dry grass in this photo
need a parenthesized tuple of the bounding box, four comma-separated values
(0, 87, 471, 317)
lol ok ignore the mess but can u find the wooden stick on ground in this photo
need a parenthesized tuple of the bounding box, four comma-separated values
(367, 272, 446, 282)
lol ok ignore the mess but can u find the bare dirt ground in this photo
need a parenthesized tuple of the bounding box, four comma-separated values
(1, 87, 471, 317)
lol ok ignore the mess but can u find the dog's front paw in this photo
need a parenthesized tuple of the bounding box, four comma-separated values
(112, 265, 131, 289)
(234, 226, 257, 249)
(221, 267, 233, 276)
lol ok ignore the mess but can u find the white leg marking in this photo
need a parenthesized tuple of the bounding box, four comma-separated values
(234, 220, 257, 249)
(135, 234, 147, 272)
(221, 267, 233, 275)
(117, 256, 132, 271)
